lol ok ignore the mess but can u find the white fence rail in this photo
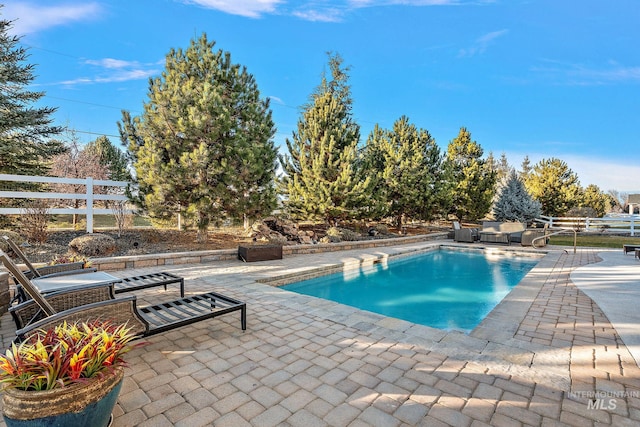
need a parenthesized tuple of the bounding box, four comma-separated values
(537, 215, 639, 236)
(0, 174, 133, 233)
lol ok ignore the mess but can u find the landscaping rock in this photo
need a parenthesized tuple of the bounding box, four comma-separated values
(69, 234, 117, 256)
(248, 217, 316, 244)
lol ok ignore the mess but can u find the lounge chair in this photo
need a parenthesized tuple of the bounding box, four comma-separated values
(453, 221, 479, 243)
(0, 250, 246, 341)
(3, 236, 185, 300)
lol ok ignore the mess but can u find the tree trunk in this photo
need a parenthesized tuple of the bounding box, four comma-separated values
(196, 210, 208, 243)
(395, 214, 403, 229)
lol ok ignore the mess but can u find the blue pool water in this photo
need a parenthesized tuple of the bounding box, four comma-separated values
(282, 249, 538, 331)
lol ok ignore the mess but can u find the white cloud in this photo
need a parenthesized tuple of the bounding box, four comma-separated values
(183, 0, 283, 18)
(56, 58, 159, 86)
(458, 29, 508, 58)
(3, 2, 102, 35)
(267, 95, 284, 104)
(292, 8, 344, 22)
(348, 0, 471, 6)
(85, 58, 141, 69)
(533, 60, 640, 86)
(179, 0, 486, 21)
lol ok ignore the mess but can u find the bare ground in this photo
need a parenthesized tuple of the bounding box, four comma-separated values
(20, 228, 254, 263)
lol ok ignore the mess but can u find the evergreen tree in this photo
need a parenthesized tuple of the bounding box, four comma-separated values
(581, 184, 611, 217)
(497, 153, 511, 184)
(85, 136, 131, 182)
(524, 157, 581, 216)
(446, 127, 496, 221)
(121, 34, 277, 239)
(361, 116, 448, 227)
(0, 13, 64, 177)
(279, 53, 369, 224)
(519, 155, 532, 181)
(487, 151, 512, 198)
(493, 170, 541, 222)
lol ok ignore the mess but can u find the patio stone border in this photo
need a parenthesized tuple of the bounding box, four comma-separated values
(89, 232, 449, 271)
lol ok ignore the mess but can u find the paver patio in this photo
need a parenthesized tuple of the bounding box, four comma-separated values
(1, 241, 639, 426)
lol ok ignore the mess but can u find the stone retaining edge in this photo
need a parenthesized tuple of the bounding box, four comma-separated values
(90, 232, 448, 271)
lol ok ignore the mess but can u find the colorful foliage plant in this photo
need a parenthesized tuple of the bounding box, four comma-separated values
(48, 254, 91, 267)
(0, 320, 137, 391)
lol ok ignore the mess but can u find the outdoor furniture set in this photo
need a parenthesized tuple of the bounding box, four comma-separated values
(453, 221, 548, 247)
(3, 236, 185, 302)
(0, 236, 246, 342)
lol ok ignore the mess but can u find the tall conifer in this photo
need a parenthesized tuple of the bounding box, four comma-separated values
(280, 53, 369, 224)
(493, 169, 541, 222)
(0, 13, 64, 177)
(362, 116, 448, 227)
(446, 127, 496, 221)
(121, 34, 277, 239)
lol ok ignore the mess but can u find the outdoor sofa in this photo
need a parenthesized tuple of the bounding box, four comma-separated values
(479, 221, 526, 245)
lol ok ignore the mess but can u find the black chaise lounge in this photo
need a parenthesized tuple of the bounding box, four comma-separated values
(0, 250, 246, 341)
(3, 236, 185, 299)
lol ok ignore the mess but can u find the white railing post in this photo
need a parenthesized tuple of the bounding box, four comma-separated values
(632, 218, 636, 237)
(86, 177, 94, 233)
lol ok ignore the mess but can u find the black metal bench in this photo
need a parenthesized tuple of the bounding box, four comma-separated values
(114, 272, 184, 297)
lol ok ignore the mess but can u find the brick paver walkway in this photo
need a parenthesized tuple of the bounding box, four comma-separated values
(1, 243, 639, 426)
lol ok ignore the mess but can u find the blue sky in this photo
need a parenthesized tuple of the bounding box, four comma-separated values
(4, 0, 639, 193)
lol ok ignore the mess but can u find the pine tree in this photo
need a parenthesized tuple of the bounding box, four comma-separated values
(519, 155, 532, 181)
(279, 53, 369, 224)
(0, 13, 64, 177)
(524, 157, 582, 216)
(361, 116, 448, 227)
(581, 184, 611, 217)
(85, 136, 131, 182)
(493, 170, 541, 222)
(446, 127, 496, 221)
(121, 34, 277, 239)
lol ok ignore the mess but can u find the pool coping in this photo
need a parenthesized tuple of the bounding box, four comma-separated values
(256, 241, 571, 389)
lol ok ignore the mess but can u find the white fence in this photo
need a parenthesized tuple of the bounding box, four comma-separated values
(537, 215, 639, 236)
(0, 174, 132, 233)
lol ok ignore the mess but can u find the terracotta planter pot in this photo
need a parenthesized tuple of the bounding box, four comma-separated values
(2, 366, 124, 427)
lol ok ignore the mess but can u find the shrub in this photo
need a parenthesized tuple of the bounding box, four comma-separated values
(69, 234, 116, 256)
(326, 227, 361, 241)
(19, 200, 50, 243)
(0, 230, 24, 252)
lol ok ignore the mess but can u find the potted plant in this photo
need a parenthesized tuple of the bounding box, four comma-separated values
(0, 320, 137, 427)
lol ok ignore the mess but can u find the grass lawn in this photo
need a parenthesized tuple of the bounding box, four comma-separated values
(550, 234, 640, 248)
(49, 214, 152, 229)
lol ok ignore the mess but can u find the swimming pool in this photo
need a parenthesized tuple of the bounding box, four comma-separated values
(282, 248, 539, 331)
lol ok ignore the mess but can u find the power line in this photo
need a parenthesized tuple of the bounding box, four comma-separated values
(48, 95, 138, 112)
(72, 130, 121, 138)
